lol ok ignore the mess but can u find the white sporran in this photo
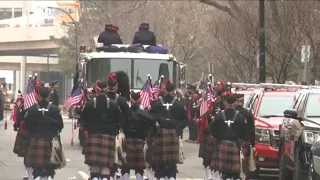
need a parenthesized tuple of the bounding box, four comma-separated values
(239, 150, 246, 179)
(143, 141, 149, 167)
(114, 130, 127, 165)
(248, 146, 256, 171)
(178, 137, 185, 164)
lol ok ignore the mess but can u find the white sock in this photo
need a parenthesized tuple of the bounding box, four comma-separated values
(123, 173, 130, 180)
(136, 173, 144, 180)
(205, 166, 212, 180)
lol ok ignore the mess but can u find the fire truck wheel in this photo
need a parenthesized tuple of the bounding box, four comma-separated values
(293, 146, 308, 180)
(279, 142, 291, 180)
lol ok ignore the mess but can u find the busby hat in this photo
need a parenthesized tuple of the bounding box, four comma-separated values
(140, 23, 149, 29)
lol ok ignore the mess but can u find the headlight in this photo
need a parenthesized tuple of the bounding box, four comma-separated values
(303, 131, 320, 144)
(255, 127, 271, 145)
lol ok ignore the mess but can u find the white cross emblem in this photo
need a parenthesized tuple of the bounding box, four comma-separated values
(38, 108, 48, 115)
(163, 103, 173, 110)
(225, 120, 234, 127)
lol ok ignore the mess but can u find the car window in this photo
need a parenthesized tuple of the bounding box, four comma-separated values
(293, 93, 304, 109)
(246, 94, 256, 109)
(257, 96, 294, 117)
(304, 94, 320, 120)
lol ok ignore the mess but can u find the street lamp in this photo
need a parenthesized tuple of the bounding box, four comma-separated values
(48, 6, 79, 63)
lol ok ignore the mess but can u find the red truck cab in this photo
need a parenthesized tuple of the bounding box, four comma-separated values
(244, 83, 301, 175)
(231, 83, 260, 105)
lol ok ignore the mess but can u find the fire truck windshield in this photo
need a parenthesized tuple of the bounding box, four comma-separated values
(86, 58, 174, 89)
(257, 96, 293, 117)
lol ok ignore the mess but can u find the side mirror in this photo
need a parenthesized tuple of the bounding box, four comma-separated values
(283, 109, 298, 119)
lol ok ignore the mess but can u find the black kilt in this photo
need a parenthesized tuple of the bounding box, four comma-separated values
(13, 130, 29, 157)
(198, 132, 215, 166)
(147, 128, 179, 164)
(25, 137, 52, 168)
(211, 140, 248, 173)
(122, 138, 145, 169)
(84, 134, 115, 167)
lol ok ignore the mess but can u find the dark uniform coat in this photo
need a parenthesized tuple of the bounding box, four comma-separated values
(236, 106, 255, 146)
(122, 104, 155, 169)
(50, 88, 59, 106)
(147, 95, 187, 164)
(98, 30, 123, 46)
(210, 109, 249, 174)
(132, 28, 157, 46)
(80, 95, 121, 167)
(24, 100, 63, 168)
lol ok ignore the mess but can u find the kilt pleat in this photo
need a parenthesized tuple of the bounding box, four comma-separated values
(84, 134, 115, 167)
(13, 130, 29, 157)
(199, 132, 215, 166)
(211, 140, 248, 173)
(123, 138, 145, 169)
(148, 128, 179, 164)
(25, 137, 52, 168)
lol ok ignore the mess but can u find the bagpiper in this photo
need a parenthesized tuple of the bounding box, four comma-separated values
(12, 90, 33, 180)
(80, 80, 122, 180)
(210, 92, 250, 179)
(147, 79, 188, 180)
(24, 82, 65, 180)
(121, 91, 155, 180)
(105, 71, 131, 178)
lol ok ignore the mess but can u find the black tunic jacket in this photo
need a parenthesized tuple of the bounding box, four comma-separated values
(236, 106, 255, 146)
(50, 88, 59, 106)
(107, 92, 130, 123)
(123, 104, 154, 140)
(25, 100, 63, 139)
(80, 95, 121, 135)
(210, 109, 248, 142)
(150, 95, 188, 135)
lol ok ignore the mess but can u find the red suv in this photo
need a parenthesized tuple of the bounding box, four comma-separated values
(244, 83, 302, 176)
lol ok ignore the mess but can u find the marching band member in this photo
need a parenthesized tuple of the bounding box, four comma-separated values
(121, 91, 155, 180)
(148, 79, 187, 180)
(12, 91, 33, 180)
(186, 91, 199, 143)
(81, 80, 122, 180)
(210, 92, 250, 179)
(24, 83, 64, 180)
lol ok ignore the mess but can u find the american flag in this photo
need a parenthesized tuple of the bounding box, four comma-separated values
(64, 87, 83, 110)
(140, 80, 152, 108)
(23, 78, 37, 110)
(200, 84, 213, 117)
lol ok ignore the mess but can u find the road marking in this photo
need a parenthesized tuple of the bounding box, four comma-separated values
(78, 171, 89, 180)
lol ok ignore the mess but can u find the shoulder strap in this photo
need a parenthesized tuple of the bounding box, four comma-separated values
(115, 94, 119, 103)
(159, 96, 164, 105)
(47, 102, 52, 110)
(107, 97, 110, 108)
(232, 111, 239, 121)
(221, 110, 226, 121)
(170, 97, 177, 108)
(93, 98, 96, 108)
(35, 102, 40, 110)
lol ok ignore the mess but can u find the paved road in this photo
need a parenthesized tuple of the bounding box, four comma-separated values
(0, 117, 278, 180)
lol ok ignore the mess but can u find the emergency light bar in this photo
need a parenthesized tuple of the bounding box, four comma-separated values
(260, 83, 304, 89)
(231, 83, 260, 88)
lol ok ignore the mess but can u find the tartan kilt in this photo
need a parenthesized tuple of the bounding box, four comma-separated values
(211, 140, 248, 173)
(199, 133, 215, 166)
(147, 128, 179, 164)
(13, 130, 29, 157)
(25, 137, 52, 168)
(84, 134, 115, 167)
(122, 138, 145, 169)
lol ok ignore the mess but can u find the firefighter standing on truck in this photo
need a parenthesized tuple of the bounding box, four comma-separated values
(98, 24, 123, 46)
(132, 23, 157, 46)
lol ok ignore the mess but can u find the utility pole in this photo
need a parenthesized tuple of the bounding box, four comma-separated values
(259, 0, 266, 83)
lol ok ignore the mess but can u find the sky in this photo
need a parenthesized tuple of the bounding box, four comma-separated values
(0, 70, 13, 83)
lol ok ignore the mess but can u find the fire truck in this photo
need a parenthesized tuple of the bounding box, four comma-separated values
(231, 83, 260, 105)
(76, 43, 186, 145)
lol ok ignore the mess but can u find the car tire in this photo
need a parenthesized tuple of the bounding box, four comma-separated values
(293, 146, 308, 180)
(279, 141, 291, 180)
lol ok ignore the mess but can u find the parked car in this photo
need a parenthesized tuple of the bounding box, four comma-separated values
(279, 87, 320, 180)
(244, 83, 302, 177)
